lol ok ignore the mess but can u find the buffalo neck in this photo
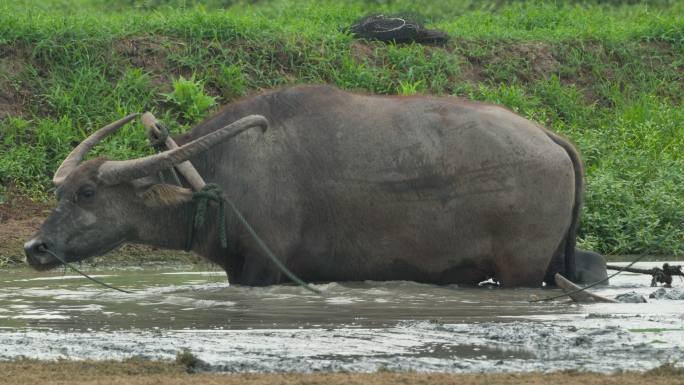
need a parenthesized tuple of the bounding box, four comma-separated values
(131, 202, 194, 251)
(131, 197, 236, 271)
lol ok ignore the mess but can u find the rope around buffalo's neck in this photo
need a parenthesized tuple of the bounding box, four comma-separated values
(186, 184, 321, 295)
(186, 184, 227, 251)
(44, 249, 133, 294)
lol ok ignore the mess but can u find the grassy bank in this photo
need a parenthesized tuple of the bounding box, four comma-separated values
(0, 359, 682, 385)
(0, 0, 683, 256)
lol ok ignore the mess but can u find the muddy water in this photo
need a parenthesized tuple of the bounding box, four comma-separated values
(0, 262, 683, 373)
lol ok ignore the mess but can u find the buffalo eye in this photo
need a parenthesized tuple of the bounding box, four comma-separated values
(76, 186, 96, 201)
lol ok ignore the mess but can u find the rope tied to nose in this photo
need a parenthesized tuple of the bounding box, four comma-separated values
(187, 183, 227, 251)
(44, 249, 132, 294)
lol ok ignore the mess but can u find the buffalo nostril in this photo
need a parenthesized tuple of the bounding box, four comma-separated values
(24, 238, 48, 256)
(24, 239, 54, 267)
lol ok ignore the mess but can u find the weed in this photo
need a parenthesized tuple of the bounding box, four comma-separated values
(212, 64, 248, 100)
(397, 80, 424, 96)
(175, 348, 206, 373)
(162, 75, 216, 123)
(645, 362, 684, 376)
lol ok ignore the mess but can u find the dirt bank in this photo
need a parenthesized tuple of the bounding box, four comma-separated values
(0, 192, 50, 264)
(0, 360, 682, 385)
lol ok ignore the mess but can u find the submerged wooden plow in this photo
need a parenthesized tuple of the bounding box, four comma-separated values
(540, 263, 683, 304)
(554, 273, 617, 303)
(607, 263, 683, 287)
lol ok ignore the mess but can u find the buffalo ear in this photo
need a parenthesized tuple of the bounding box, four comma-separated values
(137, 184, 193, 207)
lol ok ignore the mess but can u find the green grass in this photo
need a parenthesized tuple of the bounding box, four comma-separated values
(0, 0, 683, 256)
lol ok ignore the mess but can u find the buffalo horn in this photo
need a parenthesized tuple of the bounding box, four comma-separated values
(52, 113, 139, 186)
(97, 114, 268, 185)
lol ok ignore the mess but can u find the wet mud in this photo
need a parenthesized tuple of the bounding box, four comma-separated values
(0, 262, 682, 373)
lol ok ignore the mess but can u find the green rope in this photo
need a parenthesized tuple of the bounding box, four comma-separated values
(187, 183, 227, 251)
(223, 196, 322, 295)
(168, 167, 183, 186)
(147, 121, 170, 151)
(45, 249, 133, 294)
(186, 183, 321, 295)
(148, 121, 183, 186)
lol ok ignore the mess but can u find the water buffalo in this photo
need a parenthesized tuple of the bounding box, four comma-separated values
(25, 85, 584, 287)
(574, 249, 609, 285)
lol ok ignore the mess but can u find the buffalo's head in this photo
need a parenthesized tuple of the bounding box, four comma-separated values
(24, 113, 267, 270)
